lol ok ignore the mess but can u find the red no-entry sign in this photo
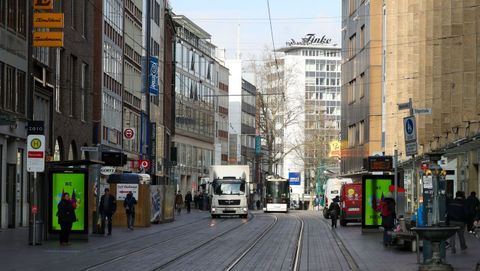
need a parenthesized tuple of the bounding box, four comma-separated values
(123, 128, 135, 140)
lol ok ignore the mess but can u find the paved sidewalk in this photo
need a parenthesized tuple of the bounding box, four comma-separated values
(329, 217, 480, 271)
(0, 209, 210, 268)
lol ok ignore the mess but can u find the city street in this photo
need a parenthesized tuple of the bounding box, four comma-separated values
(1, 210, 479, 271)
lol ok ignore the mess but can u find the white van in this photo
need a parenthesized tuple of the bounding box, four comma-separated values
(323, 178, 353, 218)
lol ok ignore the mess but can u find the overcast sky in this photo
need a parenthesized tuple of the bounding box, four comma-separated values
(169, 0, 341, 62)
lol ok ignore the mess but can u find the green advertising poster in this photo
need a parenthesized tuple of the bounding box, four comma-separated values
(51, 172, 86, 232)
(362, 176, 393, 228)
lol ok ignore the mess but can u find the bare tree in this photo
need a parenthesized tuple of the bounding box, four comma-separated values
(247, 50, 303, 174)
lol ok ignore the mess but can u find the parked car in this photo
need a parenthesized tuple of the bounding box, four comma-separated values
(339, 182, 362, 226)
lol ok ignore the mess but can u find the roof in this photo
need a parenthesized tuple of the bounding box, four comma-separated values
(172, 15, 211, 39)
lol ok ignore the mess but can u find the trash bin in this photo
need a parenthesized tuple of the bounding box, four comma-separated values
(29, 220, 43, 245)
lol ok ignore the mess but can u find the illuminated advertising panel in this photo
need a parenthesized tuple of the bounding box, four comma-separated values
(362, 175, 393, 228)
(49, 169, 88, 233)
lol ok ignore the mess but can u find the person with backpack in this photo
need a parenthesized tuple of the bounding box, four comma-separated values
(329, 196, 341, 228)
(465, 191, 480, 233)
(175, 191, 183, 215)
(378, 193, 396, 247)
(447, 191, 467, 253)
(123, 191, 137, 230)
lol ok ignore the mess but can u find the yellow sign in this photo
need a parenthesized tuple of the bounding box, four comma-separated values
(33, 13, 64, 28)
(34, 0, 53, 10)
(31, 139, 42, 149)
(328, 140, 341, 157)
(33, 32, 64, 47)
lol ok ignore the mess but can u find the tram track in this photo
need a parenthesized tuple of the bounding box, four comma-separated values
(318, 215, 360, 271)
(292, 214, 304, 271)
(224, 214, 279, 271)
(81, 216, 231, 271)
(151, 214, 256, 270)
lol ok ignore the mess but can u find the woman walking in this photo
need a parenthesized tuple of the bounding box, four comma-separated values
(57, 193, 77, 246)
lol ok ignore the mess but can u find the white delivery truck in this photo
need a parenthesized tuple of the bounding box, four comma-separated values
(210, 165, 250, 218)
(323, 178, 353, 218)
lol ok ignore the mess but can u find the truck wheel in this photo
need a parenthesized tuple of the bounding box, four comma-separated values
(211, 214, 217, 219)
(340, 219, 347, 227)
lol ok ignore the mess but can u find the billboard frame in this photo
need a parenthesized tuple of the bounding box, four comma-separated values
(361, 174, 394, 229)
(48, 168, 89, 234)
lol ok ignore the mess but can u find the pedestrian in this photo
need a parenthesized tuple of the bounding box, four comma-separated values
(57, 192, 77, 246)
(256, 199, 261, 210)
(194, 192, 199, 209)
(175, 191, 183, 215)
(329, 196, 341, 228)
(185, 191, 193, 213)
(378, 193, 396, 247)
(99, 188, 117, 236)
(446, 191, 467, 254)
(124, 191, 137, 230)
(466, 191, 480, 233)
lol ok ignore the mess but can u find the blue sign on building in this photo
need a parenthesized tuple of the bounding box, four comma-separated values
(149, 56, 159, 96)
(289, 172, 301, 185)
(255, 136, 261, 155)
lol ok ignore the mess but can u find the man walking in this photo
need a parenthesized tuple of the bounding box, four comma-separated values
(329, 196, 341, 228)
(124, 191, 137, 230)
(185, 191, 193, 213)
(175, 191, 183, 215)
(447, 191, 467, 253)
(466, 191, 480, 233)
(99, 188, 117, 236)
(378, 193, 396, 247)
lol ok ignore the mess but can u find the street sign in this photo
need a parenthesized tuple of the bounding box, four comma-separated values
(405, 141, 418, 156)
(138, 160, 150, 170)
(34, 0, 53, 10)
(81, 146, 98, 152)
(404, 116, 417, 142)
(33, 13, 64, 28)
(33, 32, 64, 47)
(123, 128, 135, 140)
(31, 205, 38, 215)
(414, 108, 432, 115)
(398, 102, 411, 111)
(27, 135, 45, 172)
(27, 121, 44, 135)
(100, 166, 116, 176)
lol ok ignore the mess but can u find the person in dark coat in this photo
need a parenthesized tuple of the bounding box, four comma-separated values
(123, 192, 137, 230)
(57, 192, 77, 245)
(465, 191, 480, 233)
(378, 194, 396, 247)
(256, 200, 261, 210)
(175, 191, 183, 215)
(194, 192, 199, 209)
(99, 188, 117, 235)
(329, 196, 341, 228)
(447, 191, 467, 253)
(185, 191, 193, 213)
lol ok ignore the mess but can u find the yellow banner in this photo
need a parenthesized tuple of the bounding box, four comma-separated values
(33, 13, 64, 28)
(33, 0, 53, 10)
(328, 140, 341, 157)
(33, 32, 64, 47)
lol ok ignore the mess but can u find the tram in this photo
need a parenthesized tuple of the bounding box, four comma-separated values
(264, 175, 290, 213)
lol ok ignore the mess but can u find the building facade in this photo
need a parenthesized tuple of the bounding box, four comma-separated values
(341, 0, 384, 180)
(271, 35, 341, 200)
(383, 0, 480, 210)
(173, 15, 217, 194)
(0, 1, 28, 228)
(214, 61, 229, 166)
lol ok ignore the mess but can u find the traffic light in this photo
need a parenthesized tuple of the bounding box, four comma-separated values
(101, 152, 127, 166)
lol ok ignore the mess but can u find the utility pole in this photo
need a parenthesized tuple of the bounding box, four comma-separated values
(144, 0, 152, 171)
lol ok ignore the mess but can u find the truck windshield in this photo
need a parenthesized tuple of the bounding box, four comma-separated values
(214, 182, 245, 195)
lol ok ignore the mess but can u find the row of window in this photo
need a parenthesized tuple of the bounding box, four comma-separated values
(0, 0, 26, 37)
(126, 0, 142, 24)
(347, 120, 365, 147)
(347, 25, 365, 59)
(104, 0, 123, 34)
(305, 89, 341, 102)
(305, 59, 341, 72)
(175, 42, 215, 84)
(306, 76, 341, 87)
(175, 102, 215, 139)
(175, 73, 215, 108)
(0, 62, 25, 114)
(242, 90, 255, 107)
(103, 41, 123, 82)
(347, 73, 365, 104)
(301, 50, 340, 57)
(175, 142, 214, 169)
(241, 112, 255, 129)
